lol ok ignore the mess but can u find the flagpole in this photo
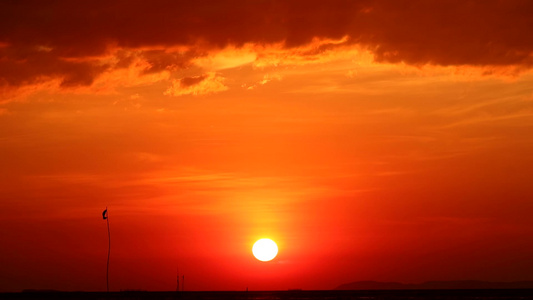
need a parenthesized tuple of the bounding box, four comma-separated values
(106, 207, 110, 292)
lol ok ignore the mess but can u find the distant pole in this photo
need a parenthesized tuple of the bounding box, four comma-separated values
(103, 207, 110, 292)
(182, 275, 184, 292)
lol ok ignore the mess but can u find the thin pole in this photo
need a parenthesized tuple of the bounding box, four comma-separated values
(106, 207, 110, 292)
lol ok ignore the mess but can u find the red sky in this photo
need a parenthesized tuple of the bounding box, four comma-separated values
(1, 0, 533, 292)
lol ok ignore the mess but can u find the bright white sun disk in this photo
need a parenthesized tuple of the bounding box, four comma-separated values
(252, 238, 278, 262)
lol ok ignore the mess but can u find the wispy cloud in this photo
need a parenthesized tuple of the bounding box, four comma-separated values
(243, 74, 282, 90)
(164, 72, 228, 96)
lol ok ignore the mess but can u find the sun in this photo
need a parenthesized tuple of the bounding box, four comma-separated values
(252, 238, 278, 262)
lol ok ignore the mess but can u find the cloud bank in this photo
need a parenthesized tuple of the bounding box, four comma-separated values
(1, 0, 532, 92)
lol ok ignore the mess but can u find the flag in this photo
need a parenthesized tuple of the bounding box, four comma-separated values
(103, 208, 108, 220)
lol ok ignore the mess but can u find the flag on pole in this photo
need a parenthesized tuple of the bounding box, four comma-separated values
(103, 208, 108, 220)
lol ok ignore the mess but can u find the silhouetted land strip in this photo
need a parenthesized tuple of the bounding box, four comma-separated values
(336, 280, 533, 290)
(3, 290, 533, 300)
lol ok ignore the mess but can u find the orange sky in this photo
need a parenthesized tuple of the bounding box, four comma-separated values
(1, 0, 533, 292)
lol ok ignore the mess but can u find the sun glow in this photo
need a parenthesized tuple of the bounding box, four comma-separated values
(252, 238, 278, 262)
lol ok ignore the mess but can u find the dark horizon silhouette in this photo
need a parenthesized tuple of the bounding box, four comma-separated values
(8, 280, 533, 294)
(4, 289, 533, 300)
(335, 280, 533, 290)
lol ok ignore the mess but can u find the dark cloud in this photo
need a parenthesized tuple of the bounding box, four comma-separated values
(179, 75, 208, 88)
(140, 50, 198, 74)
(0, 0, 532, 89)
(0, 47, 110, 87)
(359, 0, 533, 67)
